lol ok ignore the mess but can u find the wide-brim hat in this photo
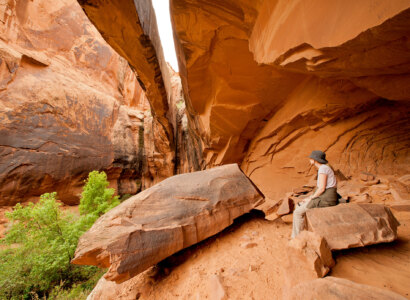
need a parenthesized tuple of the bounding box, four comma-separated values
(309, 150, 328, 164)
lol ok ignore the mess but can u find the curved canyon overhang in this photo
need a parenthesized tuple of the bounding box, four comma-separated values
(77, 0, 410, 199)
(78, 0, 174, 147)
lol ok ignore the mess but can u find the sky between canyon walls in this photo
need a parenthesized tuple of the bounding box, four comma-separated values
(152, 0, 179, 71)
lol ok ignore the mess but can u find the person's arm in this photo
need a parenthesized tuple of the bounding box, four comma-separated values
(304, 173, 327, 202)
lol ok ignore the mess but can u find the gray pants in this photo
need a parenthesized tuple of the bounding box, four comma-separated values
(291, 200, 310, 238)
(291, 187, 338, 238)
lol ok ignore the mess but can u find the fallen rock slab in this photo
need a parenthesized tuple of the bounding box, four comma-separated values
(86, 274, 141, 300)
(292, 187, 312, 195)
(360, 172, 375, 182)
(281, 214, 293, 223)
(350, 193, 372, 203)
(285, 231, 334, 287)
(277, 198, 294, 216)
(255, 197, 281, 219)
(388, 201, 410, 212)
(72, 164, 264, 283)
(306, 204, 400, 250)
(287, 276, 406, 300)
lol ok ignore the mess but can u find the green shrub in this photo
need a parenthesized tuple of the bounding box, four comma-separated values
(79, 171, 120, 221)
(0, 171, 119, 299)
(48, 268, 106, 300)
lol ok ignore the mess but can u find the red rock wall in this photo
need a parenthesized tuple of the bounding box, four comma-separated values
(170, 0, 410, 199)
(77, 0, 175, 158)
(0, 0, 170, 205)
(8, 0, 405, 205)
(76, 0, 204, 186)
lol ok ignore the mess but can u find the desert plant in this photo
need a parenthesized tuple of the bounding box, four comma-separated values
(79, 171, 120, 220)
(0, 171, 119, 299)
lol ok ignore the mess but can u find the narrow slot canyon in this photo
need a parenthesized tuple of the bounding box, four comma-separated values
(0, 0, 409, 299)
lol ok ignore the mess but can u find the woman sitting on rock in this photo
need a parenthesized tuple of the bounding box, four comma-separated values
(291, 150, 338, 238)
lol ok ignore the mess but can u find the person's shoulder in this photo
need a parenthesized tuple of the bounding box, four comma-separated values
(319, 164, 332, 173)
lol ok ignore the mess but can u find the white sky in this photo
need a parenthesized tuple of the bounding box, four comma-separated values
(152, 0, 179, 71)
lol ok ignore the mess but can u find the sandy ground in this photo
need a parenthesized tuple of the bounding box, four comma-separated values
(121, 209, 410, 300)
(331, 209, 410, 298)
(2, 189, 409, 299)
(135, 211, 291, 300)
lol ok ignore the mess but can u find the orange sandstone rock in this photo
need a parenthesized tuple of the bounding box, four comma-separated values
(285, 231, 334, 287)
(169, 0, 410, 204)
(77, 0, 174, 147)
(0, 0, 152, 205)
(72, 164, 264, 283)
(277, 198, 295, 216)
(0, 0, 191, 205)
(306, 204, 400, 250)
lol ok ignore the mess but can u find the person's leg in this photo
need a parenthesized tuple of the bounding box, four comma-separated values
(291, 201, 310, 238)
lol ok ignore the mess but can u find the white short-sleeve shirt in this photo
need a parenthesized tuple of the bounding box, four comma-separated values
(318, 164, 337, 189)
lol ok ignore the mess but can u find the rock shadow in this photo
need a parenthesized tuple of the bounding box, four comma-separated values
(148, 209, 266, 281)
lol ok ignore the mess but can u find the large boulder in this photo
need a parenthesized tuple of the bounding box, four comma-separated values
(287, 277, 406, 300)
(72, 164, 264, 283)
(86, 275, 141, 300)
(306, 204, 400, 250)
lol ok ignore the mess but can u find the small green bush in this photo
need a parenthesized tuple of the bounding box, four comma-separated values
(79, 170, 120, 219)
(48, 268, 106, 300)
(0, 171, 119, 299)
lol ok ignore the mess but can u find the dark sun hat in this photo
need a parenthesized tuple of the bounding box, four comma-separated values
(309, 150, 328, 164)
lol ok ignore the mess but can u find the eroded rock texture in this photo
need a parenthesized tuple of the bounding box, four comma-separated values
(72, 164, 264, 283)
(285, 231, 334, 286)
(77, 0, 174, 149)
(76, 0, 203, 189)
(306, 203, 400, 250)
(0, 0, 174, 205)
(170, 0, 410, 200)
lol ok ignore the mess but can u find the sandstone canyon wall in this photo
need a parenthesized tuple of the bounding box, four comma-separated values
(66, 1, 410, 298)
(0, 0, 182, 206)
(77, 0, 205, 176)
(170, 0, 410, 200)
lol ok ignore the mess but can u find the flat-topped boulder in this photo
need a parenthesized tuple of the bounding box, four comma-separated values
(306, 203, 400, 250)
(287, 277, 406, 300)
(71, 164, 264, 283)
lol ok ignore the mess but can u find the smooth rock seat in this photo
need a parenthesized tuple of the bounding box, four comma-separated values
(306, 203, 400, 250)
(72, 164, 264, 283)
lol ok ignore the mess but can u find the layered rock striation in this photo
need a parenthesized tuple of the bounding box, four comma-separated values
(170, 0, 410, 200)
(0, 0, 178, 205)
(73, 0, 410, 202)
(306, 203, 400, 250)
(77, 0, 174, 147)
(72, 164, 264, 283)
(76, 0, 203, 191)
(65, 1, 410, 298)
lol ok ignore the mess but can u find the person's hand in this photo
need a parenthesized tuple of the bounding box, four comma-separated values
(300, 196, 311, 204)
